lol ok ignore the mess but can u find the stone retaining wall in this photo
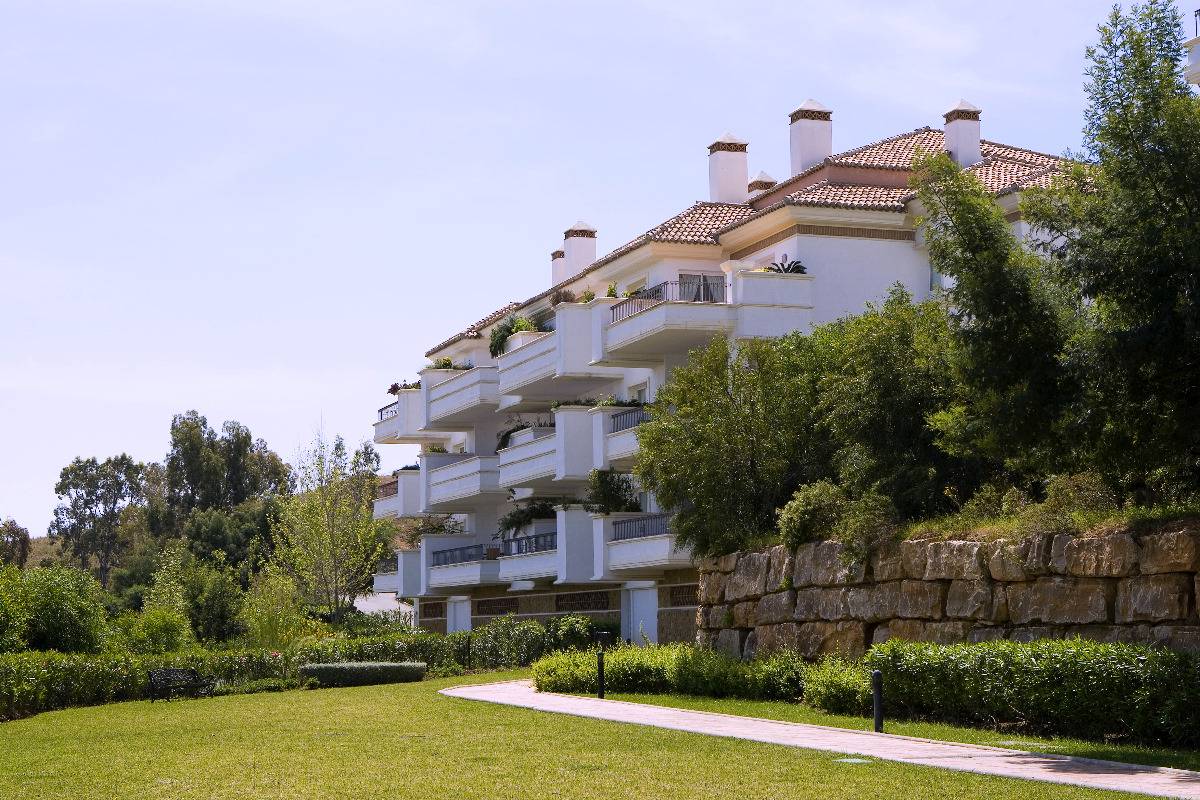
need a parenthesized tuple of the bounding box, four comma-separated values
(696, 525, 1200, 659)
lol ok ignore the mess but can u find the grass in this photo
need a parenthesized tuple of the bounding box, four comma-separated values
(0, 672, 1159, 800)
(601, 691, 1200, 773)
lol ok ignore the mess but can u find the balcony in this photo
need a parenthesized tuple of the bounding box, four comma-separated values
(498, 407, 593, 490)
(599, 513, 693, 574)
(373, 549, 422, 597)
(1188, 27, 1200, 85)
(592, 406, 647, 470)
(424, 366, 500, 429)
(374, 389, 446, 445)
(496, 303, 623, 406)
(497, 531, 559, 582)
(422, 454, 505, 512)
(427, 542, 503, 589)
(372, 571, 400, 592)
(373, 469, 421, 519)
(603, 278, 735, 363)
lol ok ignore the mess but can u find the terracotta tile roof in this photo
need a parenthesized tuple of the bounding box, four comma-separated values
(424, 301, 521, 357)
(646, 202, 757, 244)
(786, 182, 912, 211)
(828, 127, 946, 170)
(979, 140, 1060, 168)
(962, 158, 1059, 195)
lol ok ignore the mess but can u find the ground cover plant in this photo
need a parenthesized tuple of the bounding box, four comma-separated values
(0, 671, 1148, 800)
(531, 638, 1200, 748)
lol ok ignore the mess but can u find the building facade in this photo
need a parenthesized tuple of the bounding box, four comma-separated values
(370, 96, 1082, 643)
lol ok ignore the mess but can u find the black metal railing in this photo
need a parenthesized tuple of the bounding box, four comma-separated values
(610, 277, 728, 323)
(431, 544, 495, 567)
(500, 531, 558, 556)
(610, 407, 650, 434)
(378, 401, 400, 421)
(611, 513, 671, 541)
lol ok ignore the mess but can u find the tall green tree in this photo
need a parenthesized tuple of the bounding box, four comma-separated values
(272, 436, 389, 621)
(1023, 0, 1200, 497)
(914, 152, 1078, 478)
(0, 519, 31, 568)
(48, 455, 143, 588)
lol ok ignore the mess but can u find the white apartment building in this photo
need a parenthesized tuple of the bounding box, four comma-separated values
(368, 65, 1197, 641)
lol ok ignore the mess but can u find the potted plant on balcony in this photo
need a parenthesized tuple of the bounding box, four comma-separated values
(765, 253, 807, 274)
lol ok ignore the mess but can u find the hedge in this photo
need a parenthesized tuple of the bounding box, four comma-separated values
(863, 638, 1200, 745)
(0, 631, 455, 721)
(531, 644, 804, 701)
(299, 662, 426, 687)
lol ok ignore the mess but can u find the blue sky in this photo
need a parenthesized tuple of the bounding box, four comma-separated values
(1, 0, 1191, 535)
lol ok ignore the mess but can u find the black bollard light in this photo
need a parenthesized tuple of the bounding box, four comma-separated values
(594, 631, 613, 699)
(871, 669, 883, 733)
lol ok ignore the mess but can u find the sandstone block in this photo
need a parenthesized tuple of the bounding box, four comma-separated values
(756, 591, 796, 625)
(699, 571, 725, 605)
(872, 624, 892, 644)
(1023, 534, 1055, 576)
(1006, 577, 1113, 625)
(1066, 534, 1139, 577)
(706, 604, 730, 629)
(991, 585, 1009, 623)
(1115, 574, 1192, 622)
(696, 557, 721, 573)
(695, 629, 717, 648)
(793, 541, 865, 587)
(1139, 531, 1200, 574)
(898, 580, 946, 619)
(765, 544, 794, 591)
(887, 619, 927, 641)
(945, 579, 993, 620)
(725, 551, 769, 602)
(1050, 534, 1072, 574)
(870, 544, 905, 581)
(796, 621, 866, 660)
(754, 623, 800, 655)
(1008, 625, 1066, 643)
(900, 539, 929, 579)
(969, 626, 1008, 643)
(1151, 624, 1200, 653)
(924, 540, 986, 580)
(716, 553, 738, 573)
(742, 629, 758, 660)
(922, 621, 973, 644)
(846, 581, 901, 623)
(1067, 624, 1151, 645)
(989, 539, 1030, 581)
(732, 601, 757, 629)
(714, 628, 744, 659)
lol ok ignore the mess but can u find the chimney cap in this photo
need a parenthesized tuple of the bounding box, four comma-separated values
(944, 99, 982, 122)
(550, 249, 565, 260)
(790, 99, 832, 123)
(564, 220, 597, 238)
(748, 171, 777, 192)
(708, 132, 748, 154)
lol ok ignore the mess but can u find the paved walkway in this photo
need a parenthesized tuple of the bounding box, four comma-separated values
(440, 680, 1200, 799)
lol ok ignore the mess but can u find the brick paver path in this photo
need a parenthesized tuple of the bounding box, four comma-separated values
(441, 680, 1200, 799)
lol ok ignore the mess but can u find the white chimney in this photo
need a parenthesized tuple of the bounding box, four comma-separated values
(562, 222, 596, 281)
(550, 249, 567, 285)
(789, 99, 832, 175)
(708, 133, 748, 204)
(944, 100, 982, 167)
(748, 171, 777, 194)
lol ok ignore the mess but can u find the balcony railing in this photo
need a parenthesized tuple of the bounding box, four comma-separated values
(610, 277, 728, 323)
(611, 513, 671, 541)
(610, 407, 650, 434)
(378, 401, 400, 421)
(500, 531, 557, 556)
(431, 544, 497, 567)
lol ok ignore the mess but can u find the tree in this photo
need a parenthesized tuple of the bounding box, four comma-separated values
(272, 436, 390, 621)
(239, 564, 316, 650)
(21, 566, 109, 653)
(163, 411, 291, 534)
(914, 153, 1078, 479)
(0, 519, 31, 568)
(635, 335, 827, 556)
(1022, 0, 1200, 498)
(48, 455, 143, 588)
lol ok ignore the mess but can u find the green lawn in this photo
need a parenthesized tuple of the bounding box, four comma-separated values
(602, 691, 1200, 773)
(0, 672, 1164, 800)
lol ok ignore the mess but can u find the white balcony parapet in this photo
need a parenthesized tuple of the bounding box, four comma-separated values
(497, 302, 623, 403)
(1187, 32, 1200, 86)
(591, 405, 647, 470)
(373, 571, 400, 593)
(372, 549, 422, 597)
(374, 389, 446, 445)
(593, 512, 692, 576)
(497, 531, 559, 582)
(498, 407, 593, 489)
(425, 539, 503, 590)
(422, 453, 505, 512)
(373, 469, 421, 519)
(422, 366, 500, 429)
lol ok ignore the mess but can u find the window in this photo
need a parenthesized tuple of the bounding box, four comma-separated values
(678, 273, 724, 302)
(630, 384, 647, 404)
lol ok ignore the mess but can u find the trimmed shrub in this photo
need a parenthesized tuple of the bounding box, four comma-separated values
(447, 614, 602, 669)
(0, 566, 28, 653)
(299, 662, 426, 688)
(801, 658, 870, 715)
(864, 638, 1200, 745)
(778, 481, 847, 548)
